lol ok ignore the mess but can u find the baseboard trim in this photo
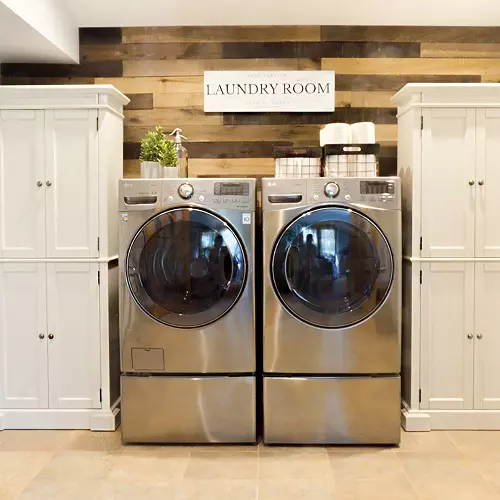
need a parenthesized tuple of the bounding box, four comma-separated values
(0, 408, 119, 431)
(401, 401, 500, 431)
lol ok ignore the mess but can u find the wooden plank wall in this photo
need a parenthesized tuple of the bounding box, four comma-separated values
(2, 26, 500, 178)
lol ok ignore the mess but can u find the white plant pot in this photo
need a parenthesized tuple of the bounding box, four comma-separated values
(140, 161, 160, 179)
(162, 165, 180, 178)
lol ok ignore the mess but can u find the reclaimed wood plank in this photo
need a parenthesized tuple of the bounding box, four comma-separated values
(125, 94, 154, 110)
(421, 43, 500, 58)
(123, 58, 320, 77)
(124, 109, 222, 127)
(80, 27, 123, 45)
(95, 76, 204, 94)
(322, 58, 500, 76)
(320, 26, 500, 43)
(123, 26, 321, 43)
(122, 42, 222, 60)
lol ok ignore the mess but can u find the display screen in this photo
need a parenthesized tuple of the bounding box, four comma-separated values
(214, 182, 250, 196)
(360, 181, 394, 195)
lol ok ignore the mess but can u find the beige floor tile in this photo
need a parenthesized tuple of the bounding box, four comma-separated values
(63, 430, 122, 452)
(0, 451, 54, 500)
(0, 430, 74, 451)
(329, 450, 403, 481)
(326, 444, 398, 454)
(469, 459, 500, 495)
(194, 444, 258, 454)
(334, 476, 418, 500)
(447, 431, 500, 459)
(32, 451, 114, 480)
(396, 430, 461, 455)
(108, 450, 189, 482)
(399, 454, 499, 500)
(176, 479, 257, 500)
(118, 443, 192, 457)
(185, 451, 258, 479)
(258, 478, 336, 500)
(259, 444, 327, 454)
(17, 477, 104, 500)
(259, 451, 333, 480)
(97, 477, 180, 500)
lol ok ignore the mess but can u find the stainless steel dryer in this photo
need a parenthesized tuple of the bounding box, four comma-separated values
(262, 177, 401, 445)
(119, 178, 256, 443)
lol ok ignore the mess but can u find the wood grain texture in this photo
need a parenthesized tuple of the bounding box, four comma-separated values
(1, 61, 122, 78)
(123, 58, 320, 77)
(123, 43, 222, 60)
(123, 26, 321, 43)
(322, 58, 500, 76)
(80, 27, 122, 45)
(125, 109, 222, 126)
(335, 74, 481, 90)
(125, 93, 154, 110)
(421, 43, 500, 58)
(95, 76, 203, 94)
(321, 26, 500, 43)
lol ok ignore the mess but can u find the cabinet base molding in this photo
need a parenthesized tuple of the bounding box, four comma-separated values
(402, 405, 500, 431)
(0, 407, 120, 431)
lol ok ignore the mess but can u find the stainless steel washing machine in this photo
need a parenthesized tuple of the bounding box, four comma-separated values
(262, 177, 401, 445)
(119, 178, 256, 443)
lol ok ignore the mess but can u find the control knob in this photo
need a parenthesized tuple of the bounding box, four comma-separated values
(178, 183, 194, 200)
(324, 182, 340, 198)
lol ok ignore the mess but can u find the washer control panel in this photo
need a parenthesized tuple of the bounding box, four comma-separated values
(161, 178, 256, 211)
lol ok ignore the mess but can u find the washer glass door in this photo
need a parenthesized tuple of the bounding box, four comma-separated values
(272, 206, 393, 328)
(127, 208, 247, 328)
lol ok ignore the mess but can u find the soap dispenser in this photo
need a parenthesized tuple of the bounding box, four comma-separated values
(169, 128, 189, 178)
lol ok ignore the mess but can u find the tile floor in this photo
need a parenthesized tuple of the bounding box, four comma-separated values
(1, 429, 500, 499)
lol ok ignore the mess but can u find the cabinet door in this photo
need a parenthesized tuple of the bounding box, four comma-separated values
(474, 262, 500, 409)
(47, 262, 101, 409)
(421, 108, 476, 258)
(0, 263, 48, 408)
(420, 262, 474, 410)
(45, 110, 99, 259)
(475, 109, 500, 257)
(0, 110, 45, 258)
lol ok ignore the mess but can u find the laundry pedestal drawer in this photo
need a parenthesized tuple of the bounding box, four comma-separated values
(121, 375, 256, 443)
(263, 376, 401, 445)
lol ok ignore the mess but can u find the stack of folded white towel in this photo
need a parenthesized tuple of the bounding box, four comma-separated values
(321, 122, 377, 177)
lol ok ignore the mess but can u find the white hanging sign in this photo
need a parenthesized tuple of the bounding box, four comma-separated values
(204, 71, 335, 112)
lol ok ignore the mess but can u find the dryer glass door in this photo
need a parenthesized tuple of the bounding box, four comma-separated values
(126, 208, 247, 328)
(272, 206, 393, 328)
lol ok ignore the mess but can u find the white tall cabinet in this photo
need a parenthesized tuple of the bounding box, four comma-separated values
(0, 86, 129, 430)
(394, 84, 500, 430)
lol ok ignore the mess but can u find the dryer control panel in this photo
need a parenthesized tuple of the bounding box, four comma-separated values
(262, 177, 400, 210)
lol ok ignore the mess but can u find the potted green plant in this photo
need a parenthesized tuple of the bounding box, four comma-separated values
(160, 137, 180, 178)
(139, 126, 167, 178)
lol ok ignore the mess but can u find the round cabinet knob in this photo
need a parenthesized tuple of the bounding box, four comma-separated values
(469, 180, 475, 186)
(178, 183, 194, 200)
(46, 181, 52, 187)
(477, 333, 483, 340)
(324, 182, 340, 198)
(467, 334, 473, 339)
(37, 181, 43, 187)
(478, 180, 485, 186)
(48, 334, 54, 340)
(39, 333, 45, 339)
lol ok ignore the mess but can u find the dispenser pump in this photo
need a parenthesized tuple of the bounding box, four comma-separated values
(169, 128, 189, 178)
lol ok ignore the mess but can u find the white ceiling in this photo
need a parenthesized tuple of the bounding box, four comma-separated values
(65, 0, 500, 27)
(0, 3, 75, 63)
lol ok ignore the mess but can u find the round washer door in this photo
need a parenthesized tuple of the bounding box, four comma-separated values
(126, 207, 247, 328)
(271, 206, 394, 329)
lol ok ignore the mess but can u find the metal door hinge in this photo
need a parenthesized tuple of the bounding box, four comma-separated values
(97, 271, 100, 285)
(421, 116, 423, 130)
(419, 237, 422, 251)
(99, 389, 102, 403)
(420, 270, 423, 284)
(96, 117, 99, 131)
(97, 237, 100, 252)
(419, 389, 422, 403)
